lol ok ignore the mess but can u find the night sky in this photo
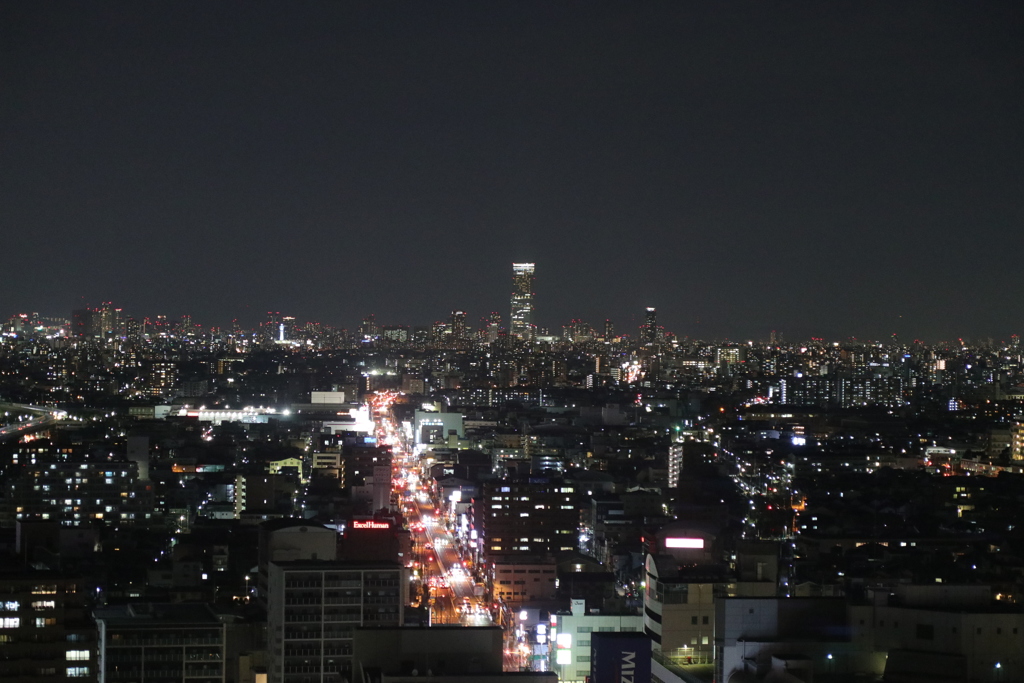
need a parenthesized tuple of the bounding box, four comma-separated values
(2, 2, 1022, 341)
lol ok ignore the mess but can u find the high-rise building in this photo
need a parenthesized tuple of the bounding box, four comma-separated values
(359, 314, 379, 342)
(485, 312, 502, 344)
(381, 325, 409, 345)
(280, 316, 296, 343)
(96, 303, 124, 340)
(71, 308, 96, 339)
(125, 317, 144, 343)
(640, 307, 658, 346)
(263, 312, 281, 346)
(70, 304, 122, 340)
(562, 319, 593, 344)
(510, 263, 535, 341)
(450, 310, 468, 347)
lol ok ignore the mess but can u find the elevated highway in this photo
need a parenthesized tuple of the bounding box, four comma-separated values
(0, 403, 66, 441)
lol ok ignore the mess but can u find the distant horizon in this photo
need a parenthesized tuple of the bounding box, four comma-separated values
(3, 4, 1021, 346)
(3, 302, 1021, 347)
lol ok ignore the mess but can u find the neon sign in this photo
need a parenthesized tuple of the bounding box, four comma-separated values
(352, 520, 389, 530)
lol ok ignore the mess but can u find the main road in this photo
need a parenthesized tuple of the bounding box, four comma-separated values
(369, 392, 491, 627)
(372, 392, 532, 670)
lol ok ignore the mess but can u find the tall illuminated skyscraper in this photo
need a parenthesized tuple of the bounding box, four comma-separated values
(641, 306, 658, 346)
(510, 262, 536, 341)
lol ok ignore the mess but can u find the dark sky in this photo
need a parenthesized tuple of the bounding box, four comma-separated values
(2, 2, 1022, 341)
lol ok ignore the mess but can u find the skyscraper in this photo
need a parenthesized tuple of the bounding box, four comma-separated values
(485, 311, 502, 343)
(450, 310, 468, 347)
(641, 306, 658, 346)
(510, 262, 535, 341)
(263, 311, 281, 346)
(71, 302, 124, 340)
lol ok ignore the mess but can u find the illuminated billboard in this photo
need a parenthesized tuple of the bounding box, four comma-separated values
(591, 632, 651, 683)
(665, 537, 704, 549)
(351, 520, 390, 530)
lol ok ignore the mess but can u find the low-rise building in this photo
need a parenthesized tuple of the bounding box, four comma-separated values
(550, 600, 643, 683)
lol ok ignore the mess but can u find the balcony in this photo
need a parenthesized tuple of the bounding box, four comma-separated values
(185, 653, 223, 662)
(284, 614, 322, 623)
(323, 597, 360, 605)
(109, 637, 221, 647)
(322, 632, 353, 640)
(283, 665, 323, 674)
(283, 631, 322, 640)
(284, 598, 322, 605)
(184, 665, 223, 676)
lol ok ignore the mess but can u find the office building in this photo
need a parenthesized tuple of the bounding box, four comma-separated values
(488, 556, 557, 606)
(485, 312, 502, 344)
(266, 560, 406, 683)
(449, 311, 468, 348)
(478, 477, 578, 560)
(256, 520, 338, 602)
(640, 307, 658, 347)
(547, 600, 644, 683)
(510, 263, 535, 341)
(94, 603, 226, 683)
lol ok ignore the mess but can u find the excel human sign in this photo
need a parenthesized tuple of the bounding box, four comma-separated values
(351, 520, 390, 530)
(590, 632, 651, 683)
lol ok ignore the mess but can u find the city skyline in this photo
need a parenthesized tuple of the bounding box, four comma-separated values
(3, 4, 1024, 680)
(6, 296, 1024, 346)
(2, 3, 1022, 341)
(6, 301, 1024, 348)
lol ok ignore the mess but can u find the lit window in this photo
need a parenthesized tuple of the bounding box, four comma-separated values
(67, 667, 90, 677)
(1, 618, 20, 628)
(66, 650, 90, 661)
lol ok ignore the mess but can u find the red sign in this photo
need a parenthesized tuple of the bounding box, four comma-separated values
(352, 520, 390, 530)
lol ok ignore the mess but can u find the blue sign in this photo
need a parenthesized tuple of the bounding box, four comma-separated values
(591, 632, 651, 683)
